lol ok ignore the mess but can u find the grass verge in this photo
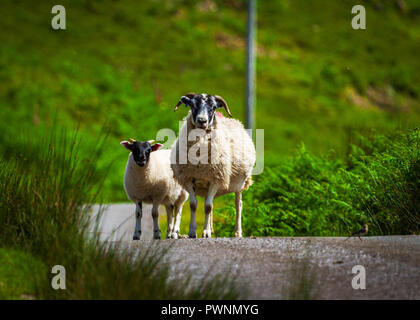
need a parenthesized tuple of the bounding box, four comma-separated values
(0, 128, 241, 299)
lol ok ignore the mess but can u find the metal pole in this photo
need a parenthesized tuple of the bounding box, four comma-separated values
(245, 0, 256, 130)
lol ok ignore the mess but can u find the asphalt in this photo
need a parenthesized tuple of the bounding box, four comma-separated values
(89, 204, 420, 299)
(88, 203, 155, 241)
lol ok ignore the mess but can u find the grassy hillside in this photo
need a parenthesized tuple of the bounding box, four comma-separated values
(0, 0, 419, 205)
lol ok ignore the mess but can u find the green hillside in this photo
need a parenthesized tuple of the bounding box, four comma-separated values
(1, 0, 419, 202)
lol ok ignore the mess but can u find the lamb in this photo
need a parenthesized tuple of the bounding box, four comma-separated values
(121, 138, 188, 240)
(170, 93, 256, 238)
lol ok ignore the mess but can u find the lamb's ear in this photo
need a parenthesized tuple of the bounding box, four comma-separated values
(120, 141, 133, 151)
(151, 143, 163, 152)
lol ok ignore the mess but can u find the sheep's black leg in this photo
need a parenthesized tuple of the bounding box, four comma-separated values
(186, 183, 197, 238)
(152, 203, 161, 240)
(133, 202, 142, 240)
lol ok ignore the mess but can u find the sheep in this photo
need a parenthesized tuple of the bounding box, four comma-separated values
(121, 138, 188, 240)
(170, 93, 256, 238)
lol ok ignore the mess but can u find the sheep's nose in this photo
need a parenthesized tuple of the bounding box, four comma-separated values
(197, 117, 207, 126)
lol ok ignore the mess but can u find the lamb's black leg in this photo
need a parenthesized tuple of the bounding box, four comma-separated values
(133, 202, 142, 240)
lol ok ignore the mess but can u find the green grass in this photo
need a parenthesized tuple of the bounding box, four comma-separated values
(0, 1, 419, 298)
(0, 0, 419, 203)
(0, 248, 47, 299)
(216, 128, 420, 237)
(0, 129, 241, 299)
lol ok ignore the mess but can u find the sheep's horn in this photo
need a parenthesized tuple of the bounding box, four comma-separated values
(128, 138, 136, 144)
(147, 140, 155, 144)
(174, 92, 196, 111)
(174, 101, 183, 112)
(215, 95, 232, 117)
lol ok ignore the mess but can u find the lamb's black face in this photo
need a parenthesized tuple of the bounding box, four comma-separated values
(120, 139, 163, 167)
(181, 94, 219, 130)
(131, 141, 152, 167)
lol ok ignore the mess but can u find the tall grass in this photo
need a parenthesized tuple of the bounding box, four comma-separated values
(348, 129, 420, 234)
(0, 129, 240, 299)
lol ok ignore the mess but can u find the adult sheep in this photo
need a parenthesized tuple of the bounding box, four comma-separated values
(121, 138, 188, 240)
(171, 93, 256, 238)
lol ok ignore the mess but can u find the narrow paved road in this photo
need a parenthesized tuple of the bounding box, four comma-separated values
(89, 204, 420, 299)
(88, 203, 155, 241)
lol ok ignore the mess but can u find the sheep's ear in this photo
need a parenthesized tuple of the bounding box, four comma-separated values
(214, 95, 232, 117)
(120, 141, 133, 151)
(174, 92, 196, 111)
(151, 143, 163, 152)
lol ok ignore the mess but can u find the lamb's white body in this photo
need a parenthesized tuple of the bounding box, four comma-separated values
(171, 112, 255, 238)
(124, 149, 188, 239)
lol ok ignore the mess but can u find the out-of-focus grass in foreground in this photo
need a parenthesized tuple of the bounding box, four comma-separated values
(0, 129, 241, 299)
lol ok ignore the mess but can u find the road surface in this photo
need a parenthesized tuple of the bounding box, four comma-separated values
(89, 204, 420, 299)
(88, 203, 157, 241)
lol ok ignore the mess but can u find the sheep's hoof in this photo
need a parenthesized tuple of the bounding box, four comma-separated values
(202, 230, 212, 238)
(188, 232, 197, 239)
(153, 230, 161, 240)
(166, 232, 178, 239)
(132, 231, 141, 240)
(234, 231, 242, 238)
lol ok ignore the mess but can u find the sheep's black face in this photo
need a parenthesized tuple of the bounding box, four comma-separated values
(186, 94, 217, 130)
(176, 93, 232, 130)
(120, 140, 163, 167)
(131, 141, 152, 167)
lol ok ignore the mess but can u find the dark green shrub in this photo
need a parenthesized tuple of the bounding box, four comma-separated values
(348, 129, 419, 234)
(216, 129, 419, 237)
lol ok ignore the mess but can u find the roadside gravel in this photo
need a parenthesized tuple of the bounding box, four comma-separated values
(92, 204, 420, 299)
(131, 236, 420, 299)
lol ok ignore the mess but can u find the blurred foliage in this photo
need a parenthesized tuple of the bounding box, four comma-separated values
(0, 129, 241, 299)
(216, 129, 420, 236)
(0, 248, 47, 299)
(0, 0, 419, 202)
